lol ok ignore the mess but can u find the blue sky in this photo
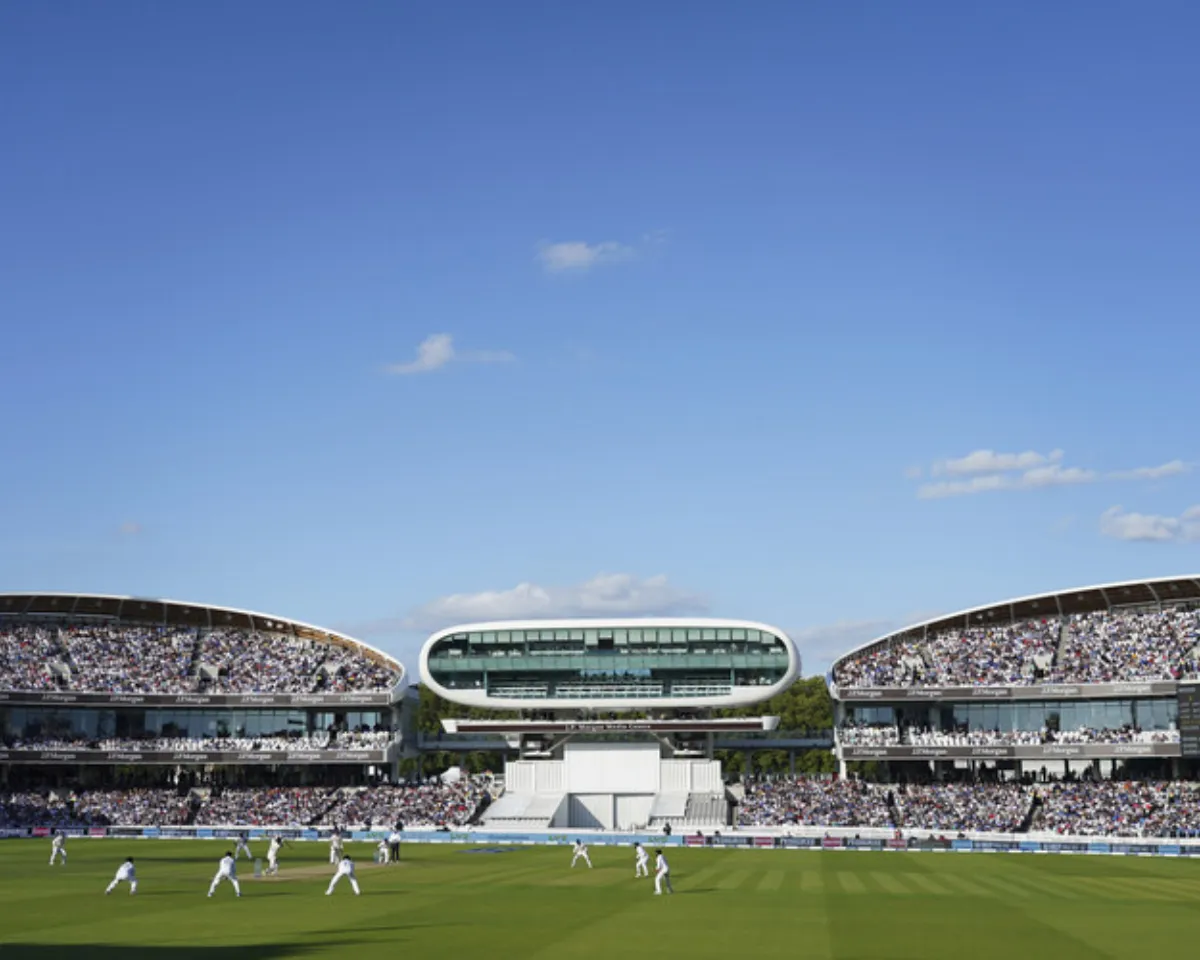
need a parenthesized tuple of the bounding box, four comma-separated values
(2, 3, 1198, 675)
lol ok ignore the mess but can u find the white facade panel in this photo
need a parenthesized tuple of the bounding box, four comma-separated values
(569, 794, 613, 829)
(565, 742, 660, 794)
(614, 794, 654, 830)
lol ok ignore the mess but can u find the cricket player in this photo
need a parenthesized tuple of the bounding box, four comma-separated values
(387, 826, 402, 864)
(570, 839, 592, 869)
(376, 838, 390, 865)
(654, 849, 673, 895)
(329, 828, 344, 864)
(326, 855, 361, 896)
(49, 831, 67, 866)
(208, 851, 242, 898)
(266, 836, 286, 875)
(634, 842, 649, 878)
(233, 832, 253, 861)
(105, 857, 137, 895)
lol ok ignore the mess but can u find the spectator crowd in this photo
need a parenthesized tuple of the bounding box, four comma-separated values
(0, 621, 399, 694)
(3, 731, 393, 752)
(835, 607, 1200, 689)
(6, 776, 1200, 838)
(0, 776, 492, 830)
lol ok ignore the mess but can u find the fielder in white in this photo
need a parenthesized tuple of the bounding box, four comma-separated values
(326, 855, 360, 896)
(234, 833, 253, 861)
(570, 839, 592, 869)
(376, 839, 390, 865)
(654, 849, 673, 895)
(208, 852, 242, 898)
(105, 857, 137, 895)
(266, 836, 286, 876)
(49, 831, 67, 866)
(329, 830, 344, 864)
(634, 842, 649, 878)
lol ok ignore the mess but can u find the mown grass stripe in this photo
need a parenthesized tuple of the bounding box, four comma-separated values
(837, 872, 867, 894)
(757, 869, 785, 892)
(870, 871, 911, 895)
(904, 872, 950, 895)
(717, 869, 750, 890)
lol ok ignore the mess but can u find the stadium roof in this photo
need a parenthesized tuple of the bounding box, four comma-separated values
(831, 575, 1200, 672)
(0, 591, 403, 675)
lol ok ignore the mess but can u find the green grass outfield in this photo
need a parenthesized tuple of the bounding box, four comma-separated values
(3, 839, 1200, 958)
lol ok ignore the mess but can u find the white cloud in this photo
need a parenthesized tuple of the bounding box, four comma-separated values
(536, 240, 636, 273)
(1100, 505, 1200, 543)
(1109, 460, 1190, 481)
(386, 333, 514, 375)
(934, 449, 1063, 476)
(402, 573, 708, 632)
(915, 448, 1187, 499)
(917, 474, 1012, 500)
(1019, 464, 1097, 488)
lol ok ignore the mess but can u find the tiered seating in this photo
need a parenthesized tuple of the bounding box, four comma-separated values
(684, 793, 728, 826)
(835, 605, 1200, 688)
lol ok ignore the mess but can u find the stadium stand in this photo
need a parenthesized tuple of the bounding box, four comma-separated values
(0, 623, 399, 694)
(835, 605, 1200, 688)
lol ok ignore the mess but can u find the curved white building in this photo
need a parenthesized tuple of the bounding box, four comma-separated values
(420, 617, 798, 712)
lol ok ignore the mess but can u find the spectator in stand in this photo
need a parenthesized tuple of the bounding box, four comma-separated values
(738, 778, 891, 828)
(319, 776, 492, 829)
(0, 622, 399, 694)
(835, 606, 1200, 688)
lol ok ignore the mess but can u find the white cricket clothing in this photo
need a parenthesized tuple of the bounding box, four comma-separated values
(209, 856, 241, 897)
(106, 861, 137, 895)
(570, 842, 592, 868)
(654, 853, 673, 894)
(326, 858, 360, 895)
(635, 845, 649, 877)
(50, 835, 67, 865)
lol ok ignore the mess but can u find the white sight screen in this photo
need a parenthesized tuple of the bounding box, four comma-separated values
(564, 741, 660, 794)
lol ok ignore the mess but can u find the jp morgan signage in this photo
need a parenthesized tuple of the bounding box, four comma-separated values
(0, 690, 392, 707)
(4, 749, 388, 765)
(842, 743, 1179, 761)
(838, 681, 1178, 702)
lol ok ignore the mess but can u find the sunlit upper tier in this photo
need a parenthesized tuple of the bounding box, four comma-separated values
(419, 618, 799, 711)
(0, 592, 404, 696)
(831, 576, 1200, 691)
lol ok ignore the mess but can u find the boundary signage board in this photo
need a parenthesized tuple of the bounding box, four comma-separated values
(841, 742, 1180, 761)
(839, 682, 1178, 702)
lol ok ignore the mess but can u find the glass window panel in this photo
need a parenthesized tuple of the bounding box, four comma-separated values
(628, 629, 642, 643)
(569, 630, 584, 641)
(497, 631, 510, 643)
(555, 630, 569, 641)
(716, 629, 731, 641)
(731, 629, 746, 641)
(672, 629, 687, 643)
(482, 632, 496, 643)
(687, 629, 701, 641)
(701, 629, 716, 641)
(614, 630, 627, 642)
